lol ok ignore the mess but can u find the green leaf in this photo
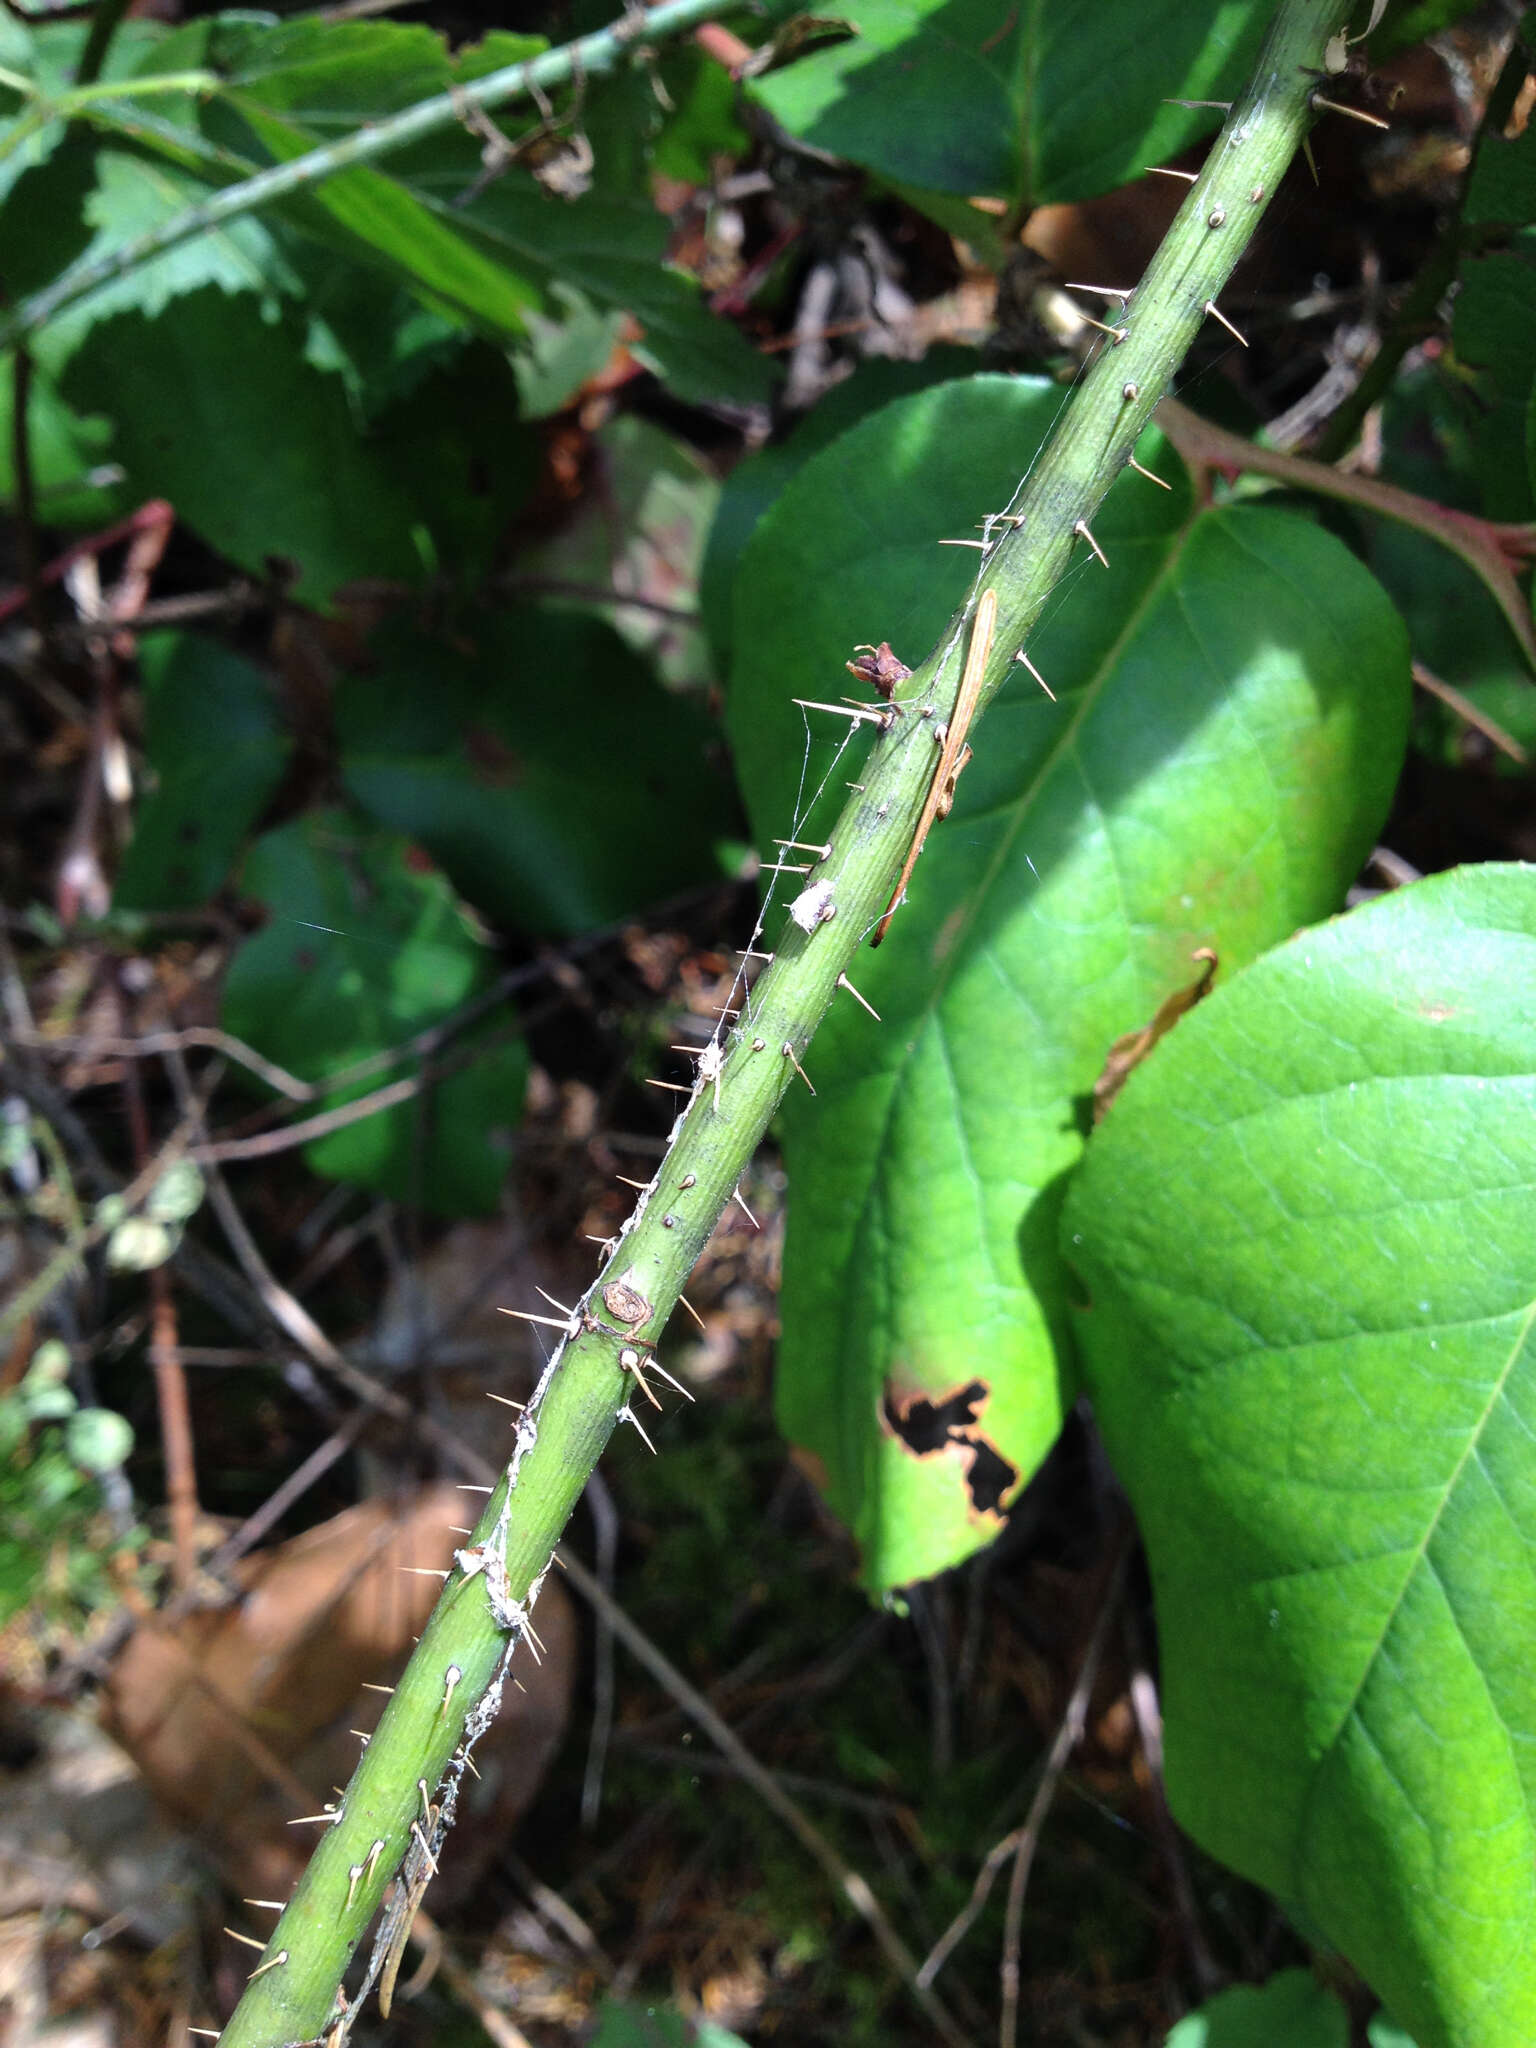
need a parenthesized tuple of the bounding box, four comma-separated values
(445, 176, 778, 407)
(510, 281, 627, 420)
(1456, 102, 1536, 521)
(219, 99, 545, 342)
(1364, 371, 1532, 752)
(0, 128, 97, 303)
(1061, 864, 1536, 2048)
(365, 342, 540, 584)
(649, 45, 749, 185)
(62, 286, 425, 605)
(1165, 1970, 1349, 2047)
(749, 0, 1271, 209)
(337, 608, 738, 936)
(199, 15, 773, 405)
(115, 632, 290, 911)
(1453, 242, 1536, 519)
(17, 141, 307, 377)
(728, 376, 1409, 1590)
(223, 811, 527, 1214)
(700, 347, 978, 668)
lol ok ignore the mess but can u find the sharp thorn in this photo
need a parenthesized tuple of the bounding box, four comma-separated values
(615, 1174, 650, 1190)
(224, 1928, 268, 1952)
(677, 1292, 707, 1332)
(621, 1404, 658, 1455)
(1146, 165, 1198, 181)
(1163, 96, 1230, 109)
(782, 1042, 815, 1094)
(731, 1186, 760, 1230)
(287, 1813, 337, 1826)
(399, 1566, 451, 1579)
(447, 1525, 473, 1536)
(1311, 92, 1389, 129)
(535, 1286, 578, 1316)
(456, 1482, 493, 1493)
(190, 2030, 222, 2037)
(1063, 282, 1130, 303)
(246, 1951, 288, 1981)
(242, 1900, 287, 1911)
(643, 1078, 693, 1094)
(622, 1352, 663, 1408)
(791, 697, 889, 726)
(360, 1682, 395, 1694)
(837, 971, 882, 1022)
(773, 838, 832, 859)
(937, 538, 988, 549)
(487, 1392, 525, 1410)
(410, 1822, 439, 1878)
(1127, 452, 1173, 490)
(1204, 299, 1248, 346)
(349, 1728, 371, 1742)
(733, 948, 774, 960)
(646, 1358, 695, 1402)
(1077, 312, 1129, 342)
(498, 1306, 579, 1333)
(1014, 649, 1056, 700)
(1073, 519, 1110, 568)
(764, 861, 813, 875)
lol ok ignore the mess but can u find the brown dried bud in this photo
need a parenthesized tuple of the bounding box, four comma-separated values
(846, 642, 912, 700)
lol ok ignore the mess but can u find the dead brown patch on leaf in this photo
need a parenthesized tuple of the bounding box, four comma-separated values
(880, 1377, 1018, 1521)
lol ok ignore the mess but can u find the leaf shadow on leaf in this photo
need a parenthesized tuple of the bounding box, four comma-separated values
(749, 0, 1268, 211)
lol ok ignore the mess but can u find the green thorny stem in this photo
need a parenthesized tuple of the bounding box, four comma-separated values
(218, 3, 1356, 2043)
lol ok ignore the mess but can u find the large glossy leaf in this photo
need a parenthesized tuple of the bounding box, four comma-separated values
(1061, 864, 1536, 2048)
(223, 812, 527, 1215)
(749, 0, 1270, 209)
(337, 607, 739, 936)
(727, 376, 1409, 1589)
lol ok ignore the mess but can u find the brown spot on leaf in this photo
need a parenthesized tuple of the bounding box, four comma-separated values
(881, 1378, 1018, 1521)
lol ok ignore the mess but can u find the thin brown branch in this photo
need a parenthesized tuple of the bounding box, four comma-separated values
(123, 1061, 200, 1590)
(919, 1535, 1131, 1997)
(1158, 396, 1536, 675)
(1412, 659, 1528, 764)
